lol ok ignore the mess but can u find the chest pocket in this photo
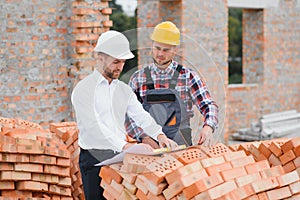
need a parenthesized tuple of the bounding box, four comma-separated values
(140, 65, 191, 145)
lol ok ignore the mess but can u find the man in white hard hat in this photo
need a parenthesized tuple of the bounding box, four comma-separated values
(71, 30, 177, 199)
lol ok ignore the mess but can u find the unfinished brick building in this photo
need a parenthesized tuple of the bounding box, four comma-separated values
(0, 0, 299, 142)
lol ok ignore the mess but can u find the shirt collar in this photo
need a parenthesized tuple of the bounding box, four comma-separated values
(92, 69, 118, 85)
(151, 60, 178, 74)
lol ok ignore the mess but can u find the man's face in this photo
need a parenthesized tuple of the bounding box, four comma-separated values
(97, 53, 126, 81)
(152, 41, 177, 69)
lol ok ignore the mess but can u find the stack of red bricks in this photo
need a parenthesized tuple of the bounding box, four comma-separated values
(100, 138, 300, 200)
(49, 122, 84, 200)
(0, 117, 73, 200)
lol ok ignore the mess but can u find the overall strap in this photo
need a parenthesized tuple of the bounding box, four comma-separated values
(144, 67, 155, 90)
(169, 64, 183, 89)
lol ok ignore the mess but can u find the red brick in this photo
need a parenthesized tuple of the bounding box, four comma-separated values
(245, 160, 270, 174)
(49, 184, 72, 196)
(16, 180, 48, 191)
(276, 170, 299, 187)
(144, 155, 183, 184)
(259, 165, 285, 179)
(230, 155, 255, 168)
(145, 177, 167, 195)
(120, 188, 137, 199)
(0, 162, 14, 171)
(122, 179, 137, 195)
(281, 138, 300, 153)
(1, 190, 32, 198)
(58, 177, 72, 187)
(163, 169, 208, 199)
(220, 166, 247, 181)
(71, 21, 102, 28)
(228, 184, 256, 200)
(268, 153, 282, 166)
(101, 8, 112, 15)
(248, 143, 267, 161)
(15, 137, 42, 146)
(0, 171, 31, 180)
(29, 155, 56, 165)
(0, 181, 14, 189)
(250, 177, 279, 193)
(32, 173, 59, 184)
(279, 149, 296, 165)
(99, 165, 122, 184)
(14, 163, 43, 173)
(57, 157, 71, 167)
(256, 192, 268, 200)
(147, 192, 165, 200)
(258, 142, 272, 158)
(289, 180, 300, 195)
(135, 175, 149, 195)
(102, 20, 113, 27)
(294, 145, 300, 157)
(201, 155, 225, 168)
(182, 173, 224, 199)
(136, 188, 148, 200)
(269, 142, 283, 157)
(173, 148, 207, 164)
(17, 144, 44, 154)
(44, 165, 70, 177)
(206, 180, 237, 199)
(201, 142, 232, 157)
(122, 153, 159, 173)
(222, 150, 247, 161)
(235, 172, 261, 187)
(111, 179, 124, 197)
(266, 186, 292, 200)
(294, 156, 300, 168)
(165, 160, 203, 184)
(283, 161, 296, 173)
(205, 161, 232, 176)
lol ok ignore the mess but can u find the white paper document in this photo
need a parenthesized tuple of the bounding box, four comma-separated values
(94, 144, 155, 166)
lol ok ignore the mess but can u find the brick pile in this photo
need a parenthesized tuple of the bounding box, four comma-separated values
(0, 117, 74, 200)
(100, 138, 300, 199)
(49, 122, 84, 200)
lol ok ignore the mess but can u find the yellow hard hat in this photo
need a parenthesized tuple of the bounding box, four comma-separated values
(151, 21, 180, 45)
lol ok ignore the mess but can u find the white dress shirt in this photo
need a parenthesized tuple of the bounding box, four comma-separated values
(71, 70, 162, 152)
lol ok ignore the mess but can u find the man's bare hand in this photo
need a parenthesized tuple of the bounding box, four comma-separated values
(198, 125, 215, 147)
(142, 136, 160, 149)
(157, 134, 178, 149)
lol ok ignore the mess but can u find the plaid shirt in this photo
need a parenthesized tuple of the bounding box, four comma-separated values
(125, 61, 218, 141)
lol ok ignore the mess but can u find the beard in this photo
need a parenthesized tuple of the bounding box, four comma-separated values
(153, 57, 172, 67)
(103, 68, 121, 80)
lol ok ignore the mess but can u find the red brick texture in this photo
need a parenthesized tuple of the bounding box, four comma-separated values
(99, 137, 300, 200)
(0, 117, 79, 199)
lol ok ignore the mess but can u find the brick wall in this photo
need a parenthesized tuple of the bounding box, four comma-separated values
(0, 0, 111, 126)
(228, 0, 300, 137)
(138, 0, 300, 142)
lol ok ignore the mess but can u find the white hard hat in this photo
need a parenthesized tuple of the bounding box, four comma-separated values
(94, 30, 134, 59)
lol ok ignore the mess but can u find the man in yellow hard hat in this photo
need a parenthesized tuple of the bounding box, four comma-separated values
(126, 21, 219, 147)
(71, 30, 177, 200)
